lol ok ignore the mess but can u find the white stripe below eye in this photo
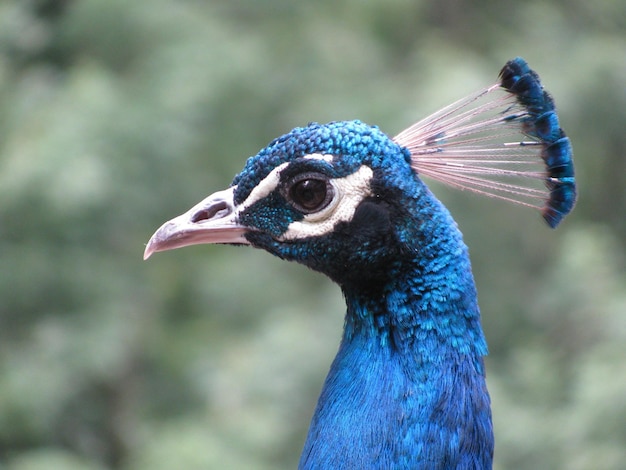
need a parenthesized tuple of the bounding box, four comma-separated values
(279, 165, 374, 241)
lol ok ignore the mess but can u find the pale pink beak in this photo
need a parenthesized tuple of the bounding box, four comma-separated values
(143, 186, 250, 260)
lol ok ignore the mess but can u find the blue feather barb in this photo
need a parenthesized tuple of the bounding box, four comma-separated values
(394, 57, 576, 227)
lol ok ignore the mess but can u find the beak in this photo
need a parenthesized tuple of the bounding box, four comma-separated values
(143, 186, 250, 260)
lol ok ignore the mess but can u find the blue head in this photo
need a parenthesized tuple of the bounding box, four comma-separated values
(144, 120, 465, 294)
(231, 121, 453, 293)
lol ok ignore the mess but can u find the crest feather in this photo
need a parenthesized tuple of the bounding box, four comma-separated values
(394, 58, 576, 228)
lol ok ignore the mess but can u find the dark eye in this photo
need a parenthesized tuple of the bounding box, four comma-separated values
(286, 175, 334, 214)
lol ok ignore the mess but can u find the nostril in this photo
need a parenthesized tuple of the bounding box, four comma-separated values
(191, 210, 210, 223)
(191, 200, 231, 223)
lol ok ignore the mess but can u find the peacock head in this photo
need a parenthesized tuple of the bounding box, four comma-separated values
(144, 120, 431, 291)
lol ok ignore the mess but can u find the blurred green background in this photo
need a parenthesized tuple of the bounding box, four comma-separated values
(1, 0, 625, 469)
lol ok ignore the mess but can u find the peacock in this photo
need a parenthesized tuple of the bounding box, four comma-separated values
(144, 58, 576, 469)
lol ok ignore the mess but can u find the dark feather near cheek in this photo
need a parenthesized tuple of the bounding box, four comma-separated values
(238, 192, 304, 239)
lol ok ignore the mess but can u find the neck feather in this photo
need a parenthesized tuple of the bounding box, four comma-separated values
(343, 208, 488, 364)
(300, 201, 493, 469)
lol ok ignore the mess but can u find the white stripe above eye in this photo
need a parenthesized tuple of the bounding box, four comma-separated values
(303, 153, 335, 162)
(237, 154, 336, 212)
(237, 162, 289, 211)
(279, 165, 374, 241)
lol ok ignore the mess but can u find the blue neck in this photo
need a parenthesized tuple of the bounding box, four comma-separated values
(299, 214, 493, 469)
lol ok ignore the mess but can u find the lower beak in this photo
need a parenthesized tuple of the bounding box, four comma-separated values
(143, 186, 250, 260)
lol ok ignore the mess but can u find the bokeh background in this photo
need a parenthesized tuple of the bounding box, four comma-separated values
(1, 1, 625, 469)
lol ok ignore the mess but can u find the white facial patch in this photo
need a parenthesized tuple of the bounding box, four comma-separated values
(279, 165, 374, 241)
(234, 155, 374, 241)
(303, 153, 335, 162)
(236, 162, 289, 212)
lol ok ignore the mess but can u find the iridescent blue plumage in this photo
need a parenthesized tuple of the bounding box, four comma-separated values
(499, 57, 576, 227)
(144, 58, 575, 469)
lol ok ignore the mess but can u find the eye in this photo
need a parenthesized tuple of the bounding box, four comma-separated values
(285, 174, 334, 214)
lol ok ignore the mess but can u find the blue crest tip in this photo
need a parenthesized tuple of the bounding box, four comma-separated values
(500, 57, 577, 228)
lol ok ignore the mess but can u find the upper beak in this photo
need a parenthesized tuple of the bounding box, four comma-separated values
(143, 186, 250, 260)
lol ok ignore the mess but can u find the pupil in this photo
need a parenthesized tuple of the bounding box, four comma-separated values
(293, 179, 326, 210)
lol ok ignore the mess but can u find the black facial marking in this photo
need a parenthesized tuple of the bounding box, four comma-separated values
(311, 197, 404, 294)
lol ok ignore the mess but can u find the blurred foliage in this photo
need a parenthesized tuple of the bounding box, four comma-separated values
(0, 0, 624, 469)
